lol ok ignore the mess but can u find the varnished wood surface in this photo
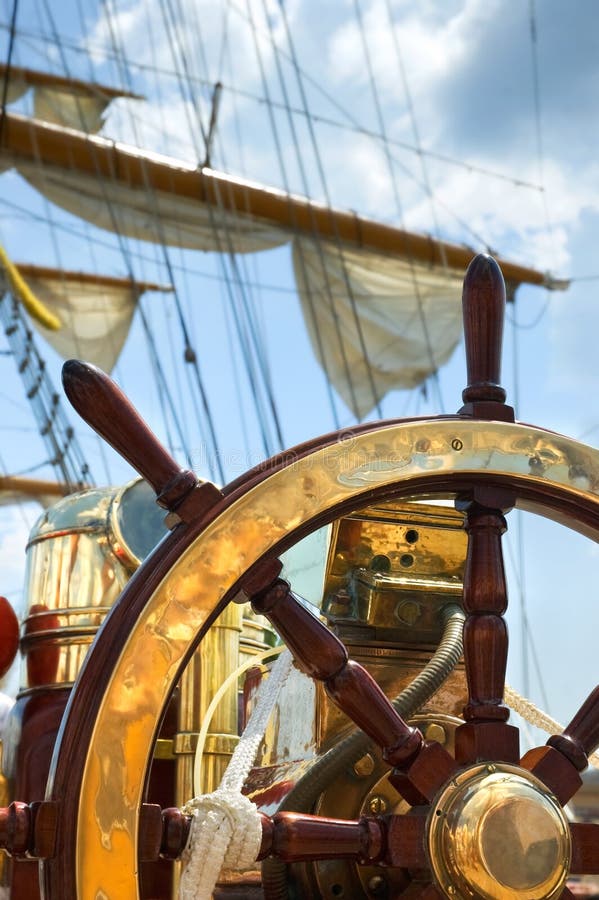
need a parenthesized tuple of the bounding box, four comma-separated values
(61, 360, 222, 518)
(570, 822, 599, 874)
(548, 685, 599, 771)
(258, 811, 385, 863)
(461, 254, 507, 405)
(461, 504, 509, 723)
(520, 745, 582, 806)
(250, 578, 424, 771)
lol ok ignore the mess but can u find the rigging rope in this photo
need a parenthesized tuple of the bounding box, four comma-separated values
(158, 0, 286, 458)
(352, 0, 445, 414)
(277, 0, 382, 420)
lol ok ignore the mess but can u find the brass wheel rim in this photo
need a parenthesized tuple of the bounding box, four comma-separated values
(40, 418, 599, 898)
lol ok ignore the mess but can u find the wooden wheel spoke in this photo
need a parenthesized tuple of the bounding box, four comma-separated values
(257, 811, 386, 864)
(524, 686, 599, 803)
(386, 814, 428, 869)
(570, 822, 599, 874)
(460, 503, 509, 721)
(548, 685, 599, 771)
(246, 575, 425, 770)
(454, 500, 520, 764)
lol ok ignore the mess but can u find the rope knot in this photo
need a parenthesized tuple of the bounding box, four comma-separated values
(179, 790, 262, 900)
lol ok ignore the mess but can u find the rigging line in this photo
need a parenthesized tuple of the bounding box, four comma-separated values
(383, 0, 446, 263)
(210, 3, 544, 194)
(250, 0, 344, 430)
(510, 302, 529, 697)
(244, 0, 342, 430)
(31, 4, 132, 458)
(159, 0, 279, 459)
(140, 289, 178, 460)
(504, 531, 550, 712)
(10, 21, 546, 197)
(5, 15, 547, 197)
(38, 0, 186, 474)
(353, 0, 445, 414)
(505, 290, 550, 330)
(220, 34, 314, 446)
(216, 1, 231, 84)
(103, 0, 224, 480)
(528, 0, 556, 260)
(0, 0, 19, 143)
(173, 0, 287, 452)
(275, 0, 382, 421)
(222, 288, 251, 466)
(160, 2, 281, 457)
(220, 0, 502, 255)
(146, 15, 195, 462)
(0, 195, 294, 295)
(159, 0, 208, 148)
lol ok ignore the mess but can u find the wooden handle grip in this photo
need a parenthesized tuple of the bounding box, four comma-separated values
(548, 685, 599, 770)
(461, 254, 507, 404)
(62, 359, 197, 510)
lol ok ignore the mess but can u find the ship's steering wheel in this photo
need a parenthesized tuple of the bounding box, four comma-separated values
(34, 256, 599, 899)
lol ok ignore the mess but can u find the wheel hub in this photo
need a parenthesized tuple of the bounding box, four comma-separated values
(427, 763, 571, 899)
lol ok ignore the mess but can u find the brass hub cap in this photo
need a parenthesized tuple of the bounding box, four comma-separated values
(427, 763, 571, 899)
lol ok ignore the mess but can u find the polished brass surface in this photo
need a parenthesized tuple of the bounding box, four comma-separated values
(71, 420, 599, 898)
(20, 479, 167, 691)
(428, 763, 571, 899)
(324, 501, 466, 632)
(176, 603, 242, 804)
(317, 644, 466, 751)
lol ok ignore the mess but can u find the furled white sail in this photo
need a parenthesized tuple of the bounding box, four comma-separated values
(0, 65, 139, 133)
(32, 88, 110, 134)
(9, 266, 171, 373)
(18, 162, 286, 254)
(22, 270, 139, 371)
(293, 238, 464, 418)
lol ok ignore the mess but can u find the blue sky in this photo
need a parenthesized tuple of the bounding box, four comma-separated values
(0, 0, 598, 729)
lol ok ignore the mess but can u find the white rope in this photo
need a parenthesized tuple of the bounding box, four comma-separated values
(505, 683, 599, 769)
(179, 648, 294, 900)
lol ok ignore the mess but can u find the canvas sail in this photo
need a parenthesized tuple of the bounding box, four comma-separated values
(13, 266, 171, 372)
(0, 112, 565, 418)
(0, 64, 142, 133)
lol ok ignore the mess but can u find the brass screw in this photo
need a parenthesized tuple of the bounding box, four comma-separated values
(451, 438, 463, 451)
(353, 753, 375, 778)
(368, 795, 388, 814)
(486, 764, 496, 774)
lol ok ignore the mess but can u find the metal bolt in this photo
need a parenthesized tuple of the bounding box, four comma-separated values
(368, 795, 388, 814)
(486, 764, 496, 773)
(353, 753, 375, 778)
(451, 438, 463, 451)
